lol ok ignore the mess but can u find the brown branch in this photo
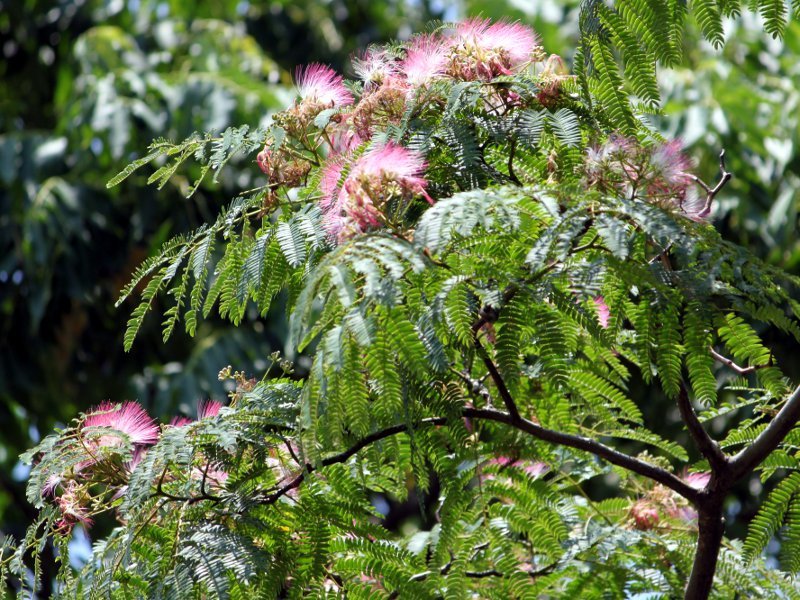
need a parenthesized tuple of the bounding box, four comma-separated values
(688, 150, 732, 219)
(465, 407, 700, 502)
(729, 384, 800, 481)
(474, 337, 522, 421)
(261, 417, 449, 505)
(684, 383, 800, 598)
(259, 406, 700, 508)
(685, 496, 725, 600)
(709, 348, 766, 376)
(677, 383, 729, 472)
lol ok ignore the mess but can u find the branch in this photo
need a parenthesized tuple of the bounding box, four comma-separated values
(729, 384, 800, 481)
(688, 150, 732, 219)
(261, 417, 448, 505)
(474, 337, 522, 421)
(464, 407, 700, 502)
(709, 348, 766, 376)
(677, 383, 728, 472)
(259, 405, 700, 508)
(684, 498, 725, 600)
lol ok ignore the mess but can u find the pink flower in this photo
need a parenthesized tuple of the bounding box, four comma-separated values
(42, 473, 63, 498)
(198, 399, 222, 419)
(169, 415, 193, 427)
(296, 64, 354, 108)
(256, 147, 271, 175)
(448, 18, 540, 81)
(401, 35, 448, 87)
(55, 480, 92, 533)
(593, 296, 611, 329)
(649, 139, 693, 192)
(684, 471, 711, 490)
(351, 143, 431, 201)
(630, 499, 660, 530)
(523, 461, 549, 478)
(82, 401, 159, 448)
(353, 48, 398, 87)
(321, 143, 431, 242)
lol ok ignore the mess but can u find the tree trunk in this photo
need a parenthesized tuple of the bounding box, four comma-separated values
(684, 500, 725, 600)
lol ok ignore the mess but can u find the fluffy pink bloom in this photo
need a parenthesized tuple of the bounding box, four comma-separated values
(198, 399, 222, 419)
(353, 48, 398, 87)
(296, 63, 354, 108)
(321, 143, 431, 242)
(350, 143, 430, 201)
(55, 480, 92, 533)
(593, 296, 611, 329)
(486, 457, 549, 479)
(649, 139, 694, 192)
(43, 473, 63, 498)
(82, 401, 159, 448)
(256, 147, 271, 174)
(630, 499, 660, 530)
(330, 126, 364, 154)
(684, 471, 711, 490)
(448, 18, 540, 80)
(523, 461, 549, 478)
(169, 415, 193, 427)
(319, 156, 349, 240)
(401, 35, 448, 87)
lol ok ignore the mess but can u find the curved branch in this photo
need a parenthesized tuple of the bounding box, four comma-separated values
(261, 417, 448, 505)
(259, 406, 699, 506)
(677, 383, 728, 472)
(463, 407, 700, 502)
(729, 384, 800, 481)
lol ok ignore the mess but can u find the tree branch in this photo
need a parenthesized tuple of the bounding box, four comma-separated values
(474, 337, 522, 421)
(729, 384, 800, 481)
(709, 348, 766, 376)
(259, 407, 700, 507)
(688, 149, 732, 219)
(464, 407, 700, 502)
(261, 417, 449, 505)
(677, 383, 728, 472)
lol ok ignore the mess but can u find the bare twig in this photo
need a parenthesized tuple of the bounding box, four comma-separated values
(710, 348, 767, 375)
(687, 150, 732, 219)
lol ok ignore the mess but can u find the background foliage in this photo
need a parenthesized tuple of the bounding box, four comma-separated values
(1, 0, 799, 596)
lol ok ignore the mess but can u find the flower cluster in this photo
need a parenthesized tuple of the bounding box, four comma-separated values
(584, 136, 706, 220)
(256, 19, 565, 243)
(629, 471, 710, 531)
(42, 400, 227, 533)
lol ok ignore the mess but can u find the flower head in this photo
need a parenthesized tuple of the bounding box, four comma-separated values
(448, 18, 541, 81)
(593, 296, 611, 329)
(320, 143, 431, 242)
(649, 139, 694, 192)
(55, 480, 93, 533)
(82, 401, 159, 448)
(684, 471, 711, 490)
(353, 48, 398, 88)
(630, 499, 660, 530)
(296, 63, 354, 108)
(198, 399, 222, 420)
(401, 35, 448, 87)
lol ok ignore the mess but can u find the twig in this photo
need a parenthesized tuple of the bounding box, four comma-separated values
(710, 348, 767, 375)
(688, 150, 732, 219)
